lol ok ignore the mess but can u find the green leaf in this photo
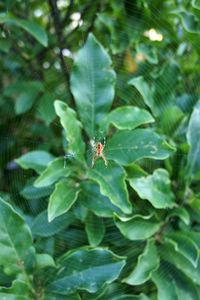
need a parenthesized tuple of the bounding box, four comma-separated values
(100, 106, 154, 133)
(128, 77, 154, 114)
(173, 10, 200, 33)
(0, 280, 31, 300)
(15, 150, 54, 174)
(46, 248, 126, 295)
(48, 180, 80, 222)
(165, 232, 199, 267)
(20, 178, 54, 200)
(123, 239, 159, 285)
(113, 295, 150, 300)
(36, 253, 55, 269)
(88, 160, 132, 214)
(136, 43, 158, 64)
(0, 197, 35, 275)
(79, 181, 122, 218)
(85, 213, 105, 246)
(34, 158, 70, 187)
(152, 265, 179, 300)
(105, 129, 175, 165)
(129, 169, 176, 209)
(115, 214, 161, 241)
(159, 242, 200, 286)
(153, 260, 199, 300)
(37, 93, 56, 125)
(186, 101, 200, 179)
(192, 0, 200, 10)
(0, 13, 48, 46)
(0, 37, 11, 53)
(71, 33, 116, 138)
(167, 207, 190, 225)
(54, 100, 85, 162)
(31, 210, 75, 237)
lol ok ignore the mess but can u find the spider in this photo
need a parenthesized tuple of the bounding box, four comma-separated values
(90, 137, 108, 168)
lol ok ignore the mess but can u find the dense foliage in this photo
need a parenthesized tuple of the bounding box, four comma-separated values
(1, 0, 200, 299)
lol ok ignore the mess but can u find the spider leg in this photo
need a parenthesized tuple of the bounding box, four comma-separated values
(91, 153, 98, 168)
(101, 153, 108, 167)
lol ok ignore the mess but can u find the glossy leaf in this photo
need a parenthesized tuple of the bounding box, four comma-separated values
(129, 169, 176, 209)
(115, 214, 161, 241)
(105, 129, 175, 165)
(186, 101, 200, 179)
(123, 239, 159, 285)
(54, 100, 85, 161)
(0, 197, 35, 275)
(100, 106, 154, 132)
(88, 160, 132, 214)
(165, 232, 199, 267)
(79, 181, 122, 218)
(46, 248, 126, 295)
(31, 210, 75, 237)
(0, 280, 30, 300)
(48, 180, 80, 222)
(71, 33, 116, 138)
(0, 13, 48, 46)
(15, 150, 54, 174)
(34, 158, 70, 187)
(85, 213, 105, 246)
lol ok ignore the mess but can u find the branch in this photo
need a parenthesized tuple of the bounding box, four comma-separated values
(48, 0, 71, 91)
(62, 0, 74, 27)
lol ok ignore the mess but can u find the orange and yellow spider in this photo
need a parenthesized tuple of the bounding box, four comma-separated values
(90, 137, 108, 168)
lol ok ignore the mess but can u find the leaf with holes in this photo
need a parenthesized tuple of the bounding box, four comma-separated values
(105, 129, 175, 166)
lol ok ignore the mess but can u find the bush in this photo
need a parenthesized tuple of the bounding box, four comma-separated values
(1, 1, 200, 299)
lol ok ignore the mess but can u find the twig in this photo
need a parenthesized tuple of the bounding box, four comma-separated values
(62, 0, 74, 27)
(48, 0, 71, 91)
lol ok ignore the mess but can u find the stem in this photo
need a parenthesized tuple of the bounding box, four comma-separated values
(48, 0, 72, 94)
